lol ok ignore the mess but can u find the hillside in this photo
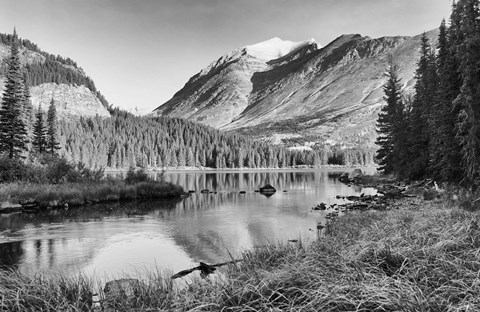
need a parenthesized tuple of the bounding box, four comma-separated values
(153, 30, 439, 151)
(0, 33, 110, 119)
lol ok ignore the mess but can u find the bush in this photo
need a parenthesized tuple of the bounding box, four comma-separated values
(0, 156, 30, 182)
(125, 167, 149, 184)
(46, 158, 75, 184)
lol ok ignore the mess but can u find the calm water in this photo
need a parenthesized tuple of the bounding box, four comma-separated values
(0, 169, 375, 278)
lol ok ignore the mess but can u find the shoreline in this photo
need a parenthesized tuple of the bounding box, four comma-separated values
(1, 184, 478, 310)
(0, 180, 185, 214)
(104, 165, 379, 174)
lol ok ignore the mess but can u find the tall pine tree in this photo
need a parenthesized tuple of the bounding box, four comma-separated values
(46, 98, 60, 155)
(376, 61, 405, 174)
(435, 18, 463, 181)
(0, 29, 29, 159)
(455, 0, 480, 183)
(32, 105, 47, 153)
(406, 33, 437, 179)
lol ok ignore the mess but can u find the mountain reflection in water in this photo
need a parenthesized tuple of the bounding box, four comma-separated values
(0, 169, 376, 278)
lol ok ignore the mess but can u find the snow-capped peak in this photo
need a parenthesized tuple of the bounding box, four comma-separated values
(245, 37, 317, 61)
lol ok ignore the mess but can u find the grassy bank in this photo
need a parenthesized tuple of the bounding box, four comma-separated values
(0, 157, 185, 210)
(1, 196, 479, 311)
(0, 180, 185, 209)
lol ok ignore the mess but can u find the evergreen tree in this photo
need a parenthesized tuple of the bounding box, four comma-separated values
(46, 98, 60, 155)
(0, 29, 29, 159)
(32, 105, 47, 153)
(375, 61, 404, 174)
(406, 33, 437, 179)
(435, 18, 463, 181)
(454, 0, 480, 183)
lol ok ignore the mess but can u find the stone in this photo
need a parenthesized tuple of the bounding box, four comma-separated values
(104, 278, 143, 299)
(259, 184, 276, 193)
(339, 172, 350, 183)
(0, 202, 23, 214)
(348, 169, 363, 182)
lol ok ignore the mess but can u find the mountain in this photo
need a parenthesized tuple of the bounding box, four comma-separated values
(0, 34, 110, 119)
(153, 30, 439, 151)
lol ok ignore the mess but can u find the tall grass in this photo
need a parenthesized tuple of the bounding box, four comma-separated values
(1, 197, 480, 311)
(0, 180, 184, 208)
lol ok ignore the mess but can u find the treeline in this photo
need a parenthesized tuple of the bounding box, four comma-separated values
(0, 32, 111, 110)
(56, 110, 372, 169)
(376, 0, 480, 186)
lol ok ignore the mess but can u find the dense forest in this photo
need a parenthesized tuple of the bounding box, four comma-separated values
(56, 109, 373, 169)
(0, 33, 111, 110)
(376, 0, 480, 186)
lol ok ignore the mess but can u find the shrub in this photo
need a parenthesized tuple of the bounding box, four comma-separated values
(125, 167, 149, 184)
(0, 156, 30, 182)
(46, 158, 75, 184)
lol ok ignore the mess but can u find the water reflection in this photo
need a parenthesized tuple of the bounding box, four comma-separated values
(0, 169, 375, 277)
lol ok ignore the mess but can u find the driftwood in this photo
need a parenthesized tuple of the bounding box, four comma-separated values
(171, 259, 243, 279)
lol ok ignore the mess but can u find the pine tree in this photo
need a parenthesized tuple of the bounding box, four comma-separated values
(32, 105, 47, 153)
(406, 33, 437, 179)
(0, 29, 29, 159)
(434, 18, 463, 181)
(46, 98, 60, 155)
(455, 0, 480, 183)
(375, 61, 404, 174)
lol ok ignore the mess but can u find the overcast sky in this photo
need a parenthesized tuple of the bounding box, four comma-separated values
(0, 0, 453, 114)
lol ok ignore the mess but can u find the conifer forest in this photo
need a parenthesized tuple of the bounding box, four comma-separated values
(376, 0, 480, 186)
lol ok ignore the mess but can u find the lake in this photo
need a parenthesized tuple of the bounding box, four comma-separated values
(0, 169, 376, 279)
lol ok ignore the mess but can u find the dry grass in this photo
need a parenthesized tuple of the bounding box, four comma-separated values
(0, 181, 184, 209)
(2, 197, 480, 311)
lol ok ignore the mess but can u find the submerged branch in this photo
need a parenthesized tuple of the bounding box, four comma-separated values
(171, 259, 243, 279)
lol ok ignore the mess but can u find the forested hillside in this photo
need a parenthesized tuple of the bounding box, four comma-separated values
(57, 110, 374, 169)
(0, 33, 111, 110)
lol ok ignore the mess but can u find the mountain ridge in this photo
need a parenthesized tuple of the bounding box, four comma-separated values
(154, 29, 439, 151)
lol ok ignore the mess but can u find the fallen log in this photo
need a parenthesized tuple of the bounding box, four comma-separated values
(171, 259, 243, 279)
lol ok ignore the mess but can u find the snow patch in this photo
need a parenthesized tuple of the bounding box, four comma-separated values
(245, 37, 317, 61)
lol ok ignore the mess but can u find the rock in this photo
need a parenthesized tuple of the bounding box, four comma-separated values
(259, 184, 276, 194)
(30, 83, 110, 119)
(188, 190, 196, 193)
(239, 191, 246, 194)
(105, 194, 120, 201)
(312, 202, 327, 210)
(346, 195, 360, 201)
(47, 200, 61, 207)
(0, 202, 23, 214)
(348, 169, 363, 182)
(20, 198, 36, 205)
(339, 172, 350, 183)
(104, 278, 143, 300)
(201, 189, 209, 193)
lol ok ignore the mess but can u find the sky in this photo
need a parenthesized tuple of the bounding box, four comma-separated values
(0, 0, 453, 114)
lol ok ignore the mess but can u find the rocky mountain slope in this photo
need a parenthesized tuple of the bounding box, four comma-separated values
(0, 39, 110, 119)
(154, 30, 439, 150)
